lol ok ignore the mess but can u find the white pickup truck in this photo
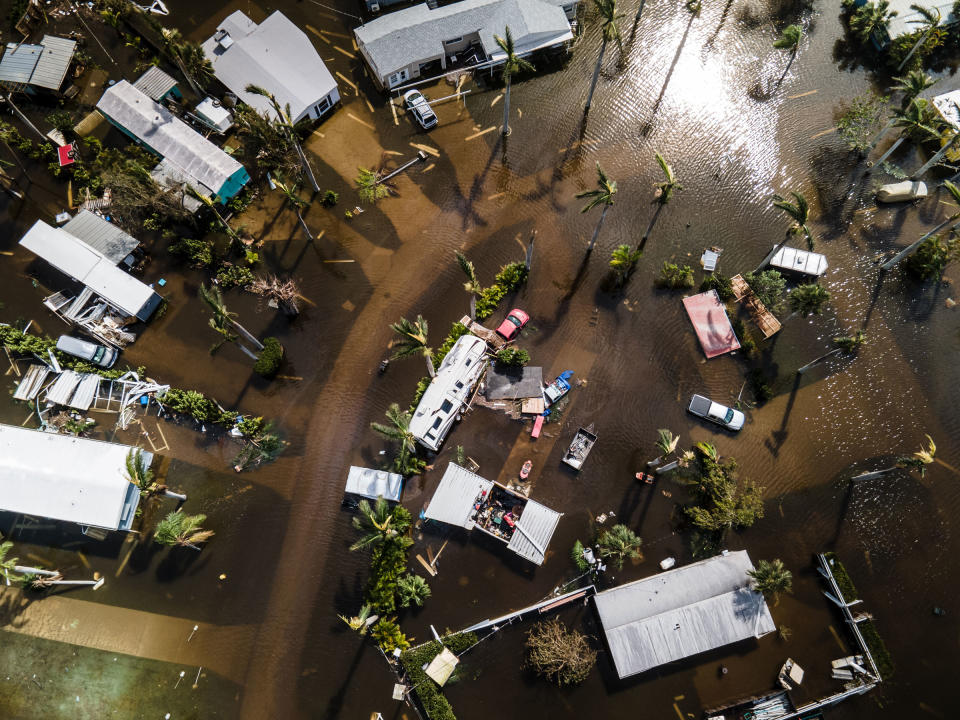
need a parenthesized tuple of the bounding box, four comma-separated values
(688, 394, 745, 431)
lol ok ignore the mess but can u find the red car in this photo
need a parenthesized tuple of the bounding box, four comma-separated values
(495, 308, 529, 340)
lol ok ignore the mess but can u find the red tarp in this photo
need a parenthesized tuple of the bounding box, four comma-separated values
(682, 290, 741, 358)
(57, 144, 76, 167)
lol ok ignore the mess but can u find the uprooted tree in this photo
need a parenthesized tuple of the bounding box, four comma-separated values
(525, 619, 597, 686)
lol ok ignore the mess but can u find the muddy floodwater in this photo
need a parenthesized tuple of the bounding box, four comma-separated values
(0, 0, 959, 718)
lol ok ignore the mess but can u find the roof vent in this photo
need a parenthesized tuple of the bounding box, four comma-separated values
(215, 30, 234, 51)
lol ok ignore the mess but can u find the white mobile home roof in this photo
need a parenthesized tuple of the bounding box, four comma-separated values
(355, 0, 572, 83)
(19, 220, 161, 321)
(97, 80, 243, 195)
(593, 551, 776, 678)
(345, 466, 404, 502)
(932, 88, 960, 129)
(886, 0, 955, 40)
(63, 210, 139, 264)
(505, 498, 561, 565)
(202, 11, 338, 123)
(0, 424, 146, 530)
(769, 246, 828, 277)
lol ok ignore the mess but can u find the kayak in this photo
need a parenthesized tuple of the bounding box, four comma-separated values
(520, 460, 532, 479)
(876, 180, 927, 203)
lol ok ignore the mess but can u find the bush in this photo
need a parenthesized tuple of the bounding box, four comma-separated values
(700, 271, 734, 301)
(254, 337, 284, 378)
(731, 317, 758, 355)
(170, 237, 214, 268)
(789, 283, 830, 317)
(837, 93, 888, 153)
(525, 620, 596, 686)
(432, 323, 470, 369)
(322, 189, 339, 207)
(684, 444, 764, 533)
(371, 618, 410, 652)
(365, 535, 411, 614)
(571, 540, 590, 571)
(495, 347, 530, 366)
(216, 263, 254, 289)
(399, 633, 478, 720)
(609, 244, 640, 284)
(744, 270, 786, 316)
(654, 262, 695, 289)
(475, 262, 528, 320)
(905, 234, 958, 280)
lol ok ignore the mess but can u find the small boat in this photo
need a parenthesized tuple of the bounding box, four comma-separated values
(562, 424, 597, 471)
(635, 471, 655, 484)
(876, 180, 927, 203)
(544, 370, 574, 407)
(520, 460, 532, 479)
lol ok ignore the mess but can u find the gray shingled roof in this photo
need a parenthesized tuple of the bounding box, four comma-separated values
(97, 80, 243, 195)
(593, 551, 776, 679)
(0, 35, 76, 91)
(63, 210, 139, 265)
(354, 0, 571, 81)
(132, 66, 178, 101)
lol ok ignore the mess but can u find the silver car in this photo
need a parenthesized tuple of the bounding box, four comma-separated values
(56, 335, 118, 368)
(403, 90, 438, 130)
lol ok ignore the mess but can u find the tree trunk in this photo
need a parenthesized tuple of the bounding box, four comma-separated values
(231, 321, 265, 351)
(425, 353, 436, 378)
(912, 133, 959, 178)
(469, 294, 476, 321)
(874, 136, 906, 168)
(502, 76, 512, 136)
(880, 215, 960, 271)
(587, 204, 609, 253)
(162, 489, 187, 502)
(585, 39, 608, 112)
(296, 210, 314, 242)
(292, 135, 321, 193)
(4, 94, 46, 142)
(868, 119, 895, 153)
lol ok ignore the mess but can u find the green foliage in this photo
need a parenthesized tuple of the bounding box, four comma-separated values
(773, 24, 803, 51)
(571, 540, 590, 571)
(6, 0, 27, 33)
(125, 448, 156, 496)
(370, 618, 410, 652)
(160, 388, 227, 424)
(410, 376, 432, 412)
(744, 270, 787, 316)
(848, 0, 896, 46)
(731, 317, 758, 356)
(399, 634, 478, 720)
(609, 244, 640, 284)
(823, 552, 859, 603)
(700, 271, 734, 301)
(253, 337, 284, 378)
(46, 110, 75, 137)
(169, 237, 214, 268)
(356, 167, 391, 203)
(432, 322, 469, 368)
(860, 619, 895, 679)
(322, 189, 339, 207)
(495, 347, 530, 366)
(748, 558, 793, 603)
(887, 26, 945, 73)
(365, 533, 414, 614)
(789, 283, 831, 317)
(685, 445, 765, 533)
(653, 152, 682, 204)
(834, 330, 867, 352)
(226, 187, 255, 215)
(153, 510, 214, 548)
(398, 573, 432, 608)
(216, 264, 255, 289)
(748, 368, 774, 403)
(595, 524, 642, 569)
(475, 262, 529, 320)
(838, 93, 889, 153)
(654, 262, 695, 289)
(906, 233, 958, 280)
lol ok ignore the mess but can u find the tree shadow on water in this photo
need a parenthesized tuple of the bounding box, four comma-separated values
(641, 12, 697, 136)
(155, 546, 210, 582)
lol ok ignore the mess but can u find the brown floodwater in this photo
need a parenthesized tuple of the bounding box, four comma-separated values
(1, 0, 959, 718)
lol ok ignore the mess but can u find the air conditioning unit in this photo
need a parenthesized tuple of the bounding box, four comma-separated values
(370, 2, 380, 11)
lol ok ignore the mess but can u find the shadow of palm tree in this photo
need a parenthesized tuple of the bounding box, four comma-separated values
(642, 12, 697, 136)
(703, 0, 736, 54)
(765, 372, 801, 457)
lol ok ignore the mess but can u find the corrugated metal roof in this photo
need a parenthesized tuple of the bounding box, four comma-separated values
(770, 246, 828, 277)
(31, 35, 76, 90)
(45, 370, 83, 406)
(345, 466, 404, 502)
(63, 210, 139, 265)
(0, 42, 41, 86)
(506, 499, 561, 565)
(202, 11, 339, 123)
(132, 66, 178, 101)
(97, 80, 244, 196)
(19, 220, 161, 320)
(425, 462, 492, 528)
(354, 0, 571, 83)
(0, 423, 146, 530)
(593, 551, 776, 679)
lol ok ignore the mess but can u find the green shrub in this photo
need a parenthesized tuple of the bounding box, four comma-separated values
(399, 634, 477, 720)
(789, 283, 830, 317)
(905, 234, 958, 280)
(654, 262, 695, 289)
(322, 189, 339, 207)
(433, 323, 470, 368)
(409, 376, 431, 414)
(216, 263, 254, 289)
(571, 540, 590, 571)
(744, 270, 786, 316)
(837, 93, 888, 153)
(823, 552, 859, 603)
(860, 619, 895, 679)
(169, 237, 214, 268)
(254, 337, 284, 378)
(495, 347, 530, 366)
(700, 271, 734, 301)
(475, 262, 528, 320)
(366, 538, 409, 614)
(371, 618, 410, 652)
(731, 317, 758, 355)
(609, 244, 640, 284)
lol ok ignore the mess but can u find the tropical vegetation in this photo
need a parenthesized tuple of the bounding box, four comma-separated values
(654, 262, 695, 289)
(772, 191, 814, 248)
(494, 26, 534, 135)
(748, 558, 793, 605)
(789, 283, 831, 317)
(153, 510, 214, 549)
(577, 162, 617, 253)
(609, 244, 641, 285)
(897, 434, 937, 476)
(595, 524, 643, 569)
(371, 403, 424, 476)
(525, 620, 597, 686)
(585, 0, 623, 111)
(744, 270, 787, 315)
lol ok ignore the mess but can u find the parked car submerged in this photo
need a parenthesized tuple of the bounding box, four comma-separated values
(495, 308, 529, 340)
(403, 90, 438, 130)
(56, 334, 118, 368)
(687, 394, 744, 431)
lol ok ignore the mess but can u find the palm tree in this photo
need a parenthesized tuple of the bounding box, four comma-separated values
(773, 25, 802, 86)
(275, 176, 313, 242)
(897, 434, 936, 476)
(833, 330, 867, 352)
(494, 27, 535, 136)
(695, 440, 719, 463)
(0, 541, 24, 584)
(199, 284, 264, 356)
(849, 1, 897, 46)
(595, 524, 642, 569)
(656, 428, 680, 458)
(653, 152, 682, 204)
(390, 315, 435, 378)
(371, 403, 419, 475)
(609, 244, 641, 285)
(187, 185, 240, 243)
(339, 604, 377, 634)
(162, 29, 213, 95)
(245, 84, 320, 193)
(456, 251, 482, 319)
(585, 0, 623, 112)
(892, 69, 936, 108)
(874, 98, 947, 168)
(153, 510, 214, 550)
(882, 180, 960, 270)
(397, 573, 432, 607)
(350, 497, 411, 551)
(772, 191, 814, 249)
(356, 167, 392, 204)
(789, 283, 830, 317)
(125, 448, 155, 495)
(897, 5, 941, 72)
(748, 558, 793, 605)
(576, 162, 617, 254)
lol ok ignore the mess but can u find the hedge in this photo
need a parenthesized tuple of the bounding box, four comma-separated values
(400, 633, 478, 720)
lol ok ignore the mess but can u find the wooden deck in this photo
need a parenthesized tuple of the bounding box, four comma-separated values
(459, 315, 507, 350)
(730, 274, 782, 338)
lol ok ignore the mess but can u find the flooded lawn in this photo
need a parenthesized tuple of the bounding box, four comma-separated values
(0, 0, 958, 718)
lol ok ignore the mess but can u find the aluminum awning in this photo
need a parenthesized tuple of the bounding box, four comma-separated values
(506, 499, 561, 565)
(424, 463, 492, 529)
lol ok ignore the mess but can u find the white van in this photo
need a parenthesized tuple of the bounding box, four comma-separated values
(56, 335, 118, 368)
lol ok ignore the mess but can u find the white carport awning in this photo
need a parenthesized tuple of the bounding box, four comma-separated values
(506, 499, 562, 566)
(345, 466, 403, 502)
(424, 462, 492, 529)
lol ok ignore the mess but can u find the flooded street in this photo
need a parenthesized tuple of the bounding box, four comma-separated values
(1, 0, 959, 718)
